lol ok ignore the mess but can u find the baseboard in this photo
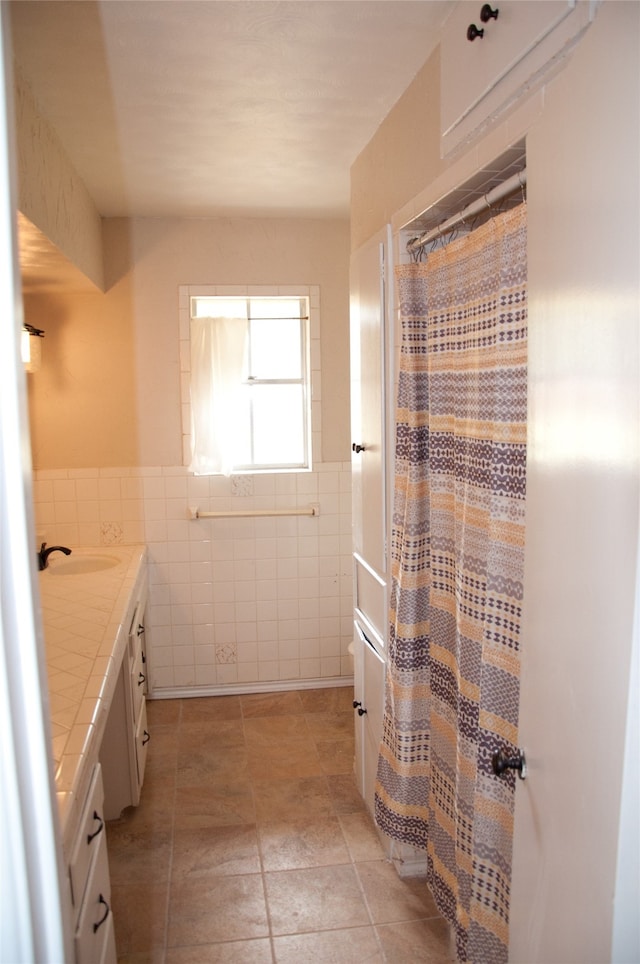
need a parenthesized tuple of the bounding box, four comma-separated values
(148, 674, 355, 700)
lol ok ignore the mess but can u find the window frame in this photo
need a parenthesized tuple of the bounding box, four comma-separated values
(180, 285, 320, 475)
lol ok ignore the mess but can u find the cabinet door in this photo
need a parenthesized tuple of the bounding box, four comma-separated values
(441, 0, 593, 153)
(74, 832, 115, 964)
(69, 765, 106, 910)
(134, 699, 150, 796)
(350, 225, 390, 580)
(353, 620, 386, 817)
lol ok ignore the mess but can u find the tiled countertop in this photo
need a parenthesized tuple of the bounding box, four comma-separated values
(39, 544, 147, 850)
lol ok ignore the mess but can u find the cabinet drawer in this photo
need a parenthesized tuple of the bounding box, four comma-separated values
(74, 831, 115, 964)
(130, 636, 147, 722)
(69, 764, 106, 910)
(135, 698, 150, 790)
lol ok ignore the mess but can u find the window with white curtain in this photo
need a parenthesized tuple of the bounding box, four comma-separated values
(186, 293, 312, 475)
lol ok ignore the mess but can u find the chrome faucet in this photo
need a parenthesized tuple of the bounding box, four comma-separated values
(38, 542, 72, 570)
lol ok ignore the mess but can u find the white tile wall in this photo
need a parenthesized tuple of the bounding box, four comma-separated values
(32, 462, 353, 694)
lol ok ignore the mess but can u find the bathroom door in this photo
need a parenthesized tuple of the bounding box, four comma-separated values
(509, 6, 640, 962)
(0, 6, 71, 959)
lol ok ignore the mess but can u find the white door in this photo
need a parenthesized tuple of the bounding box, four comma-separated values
(0, 6, 71, 960)
(350, 225, 390, 582)
(509, 5, 639, 962)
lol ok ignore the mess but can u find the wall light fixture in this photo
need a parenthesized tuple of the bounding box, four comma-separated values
(21, 324, 45, 373)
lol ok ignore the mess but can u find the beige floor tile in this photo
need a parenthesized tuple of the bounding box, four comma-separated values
(146, 697, 182, 725)
(299, 687, 355, 714)
(376, 917, 454, 963)
(316, 738, 356, 775)
(243, 715, 311, 746)
(106, 824, 172, 886)
(108, 686, 452, 964)
(171, 825, 261, 879)
(355, 860, 440, 924)
(176, 743, 250, 788)
(304, 711, 354, 742)
(258, 814, 350, 871)
(181, 695, 242, 722)
(166, 939, 273, 963)
(247, 741, 325, 780)
(241, 691, 304, 718)
(265, 865, 370, 935)
(273, 925, 383, 963)
(338, 812, 387, 862)
(110, 882, 168, 956)
(118, 772, 176, 832)
(326, 773, 367, 815)
(179, 719, 246, 749)
(174, 781, 255, 829)
(143, 722, 179, 773)
(168, 873, 269, 946)
(252, 776, 334, 823)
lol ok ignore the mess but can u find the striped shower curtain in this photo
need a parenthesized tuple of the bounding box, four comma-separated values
(375, 203, 528, 963)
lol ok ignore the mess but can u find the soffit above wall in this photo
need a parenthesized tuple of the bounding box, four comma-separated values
(18, 213, 100, 294)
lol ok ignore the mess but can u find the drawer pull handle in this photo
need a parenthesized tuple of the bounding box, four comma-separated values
(142, 730, 151, 746)
(93, 894, 110, 934)
(138, 672, 146, 687)
(137, 623, 145, 637)
(87, 811, 104, 845)
(141, 650, 147, 665)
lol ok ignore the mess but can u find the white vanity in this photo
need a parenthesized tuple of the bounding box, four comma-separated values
(40, 544, 148, 964)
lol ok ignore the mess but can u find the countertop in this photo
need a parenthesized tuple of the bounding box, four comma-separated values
(39, 544, 147, 850)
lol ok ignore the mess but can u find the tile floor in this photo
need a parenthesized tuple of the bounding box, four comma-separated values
(106, 686, 453, 963)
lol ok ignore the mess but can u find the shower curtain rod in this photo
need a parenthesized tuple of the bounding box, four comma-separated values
(407, 167, 527, 255)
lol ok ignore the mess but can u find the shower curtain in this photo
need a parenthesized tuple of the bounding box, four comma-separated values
(375, 203, 528, 964)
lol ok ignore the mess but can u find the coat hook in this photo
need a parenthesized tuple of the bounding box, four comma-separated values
(467, 22, 484, 41)
(480, 4, 499, 23)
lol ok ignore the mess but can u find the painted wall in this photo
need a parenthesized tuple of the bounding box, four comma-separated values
(25, 214, 355, 693)
(350, 47, 444, 251)
(27, 216, 350, 469)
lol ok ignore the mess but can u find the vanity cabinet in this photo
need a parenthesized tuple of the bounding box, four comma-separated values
(440, 0, 595, 154)
(69, 764, 116, 964)
(99, 581, 150, 820)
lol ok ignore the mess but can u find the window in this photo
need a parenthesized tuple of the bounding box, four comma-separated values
(186, 292, 313, 475)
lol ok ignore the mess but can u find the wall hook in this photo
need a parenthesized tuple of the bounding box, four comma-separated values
(480, 4, 499, 23)
(467, 23, 484, 41)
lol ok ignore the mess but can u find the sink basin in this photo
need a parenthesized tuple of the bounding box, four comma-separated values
(48, 554, 120, 575)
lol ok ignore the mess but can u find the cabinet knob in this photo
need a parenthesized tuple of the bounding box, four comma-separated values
(137, 623, 145, 637)
(467, 22, 484, 41)
(138, 672, 146, 687)
(353, 700, 368, 716)
(142, 730, 151, 746)
(480, 4, 499, 22)
(352, 443, 366, 454)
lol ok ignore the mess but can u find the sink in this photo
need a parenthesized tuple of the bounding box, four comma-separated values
(48, 554, 121, 575)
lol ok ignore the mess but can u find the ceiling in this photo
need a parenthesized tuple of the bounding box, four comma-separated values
(9, 0, 454, 222)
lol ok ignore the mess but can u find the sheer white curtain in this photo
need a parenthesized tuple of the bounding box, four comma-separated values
(189, 316, 247, 476)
